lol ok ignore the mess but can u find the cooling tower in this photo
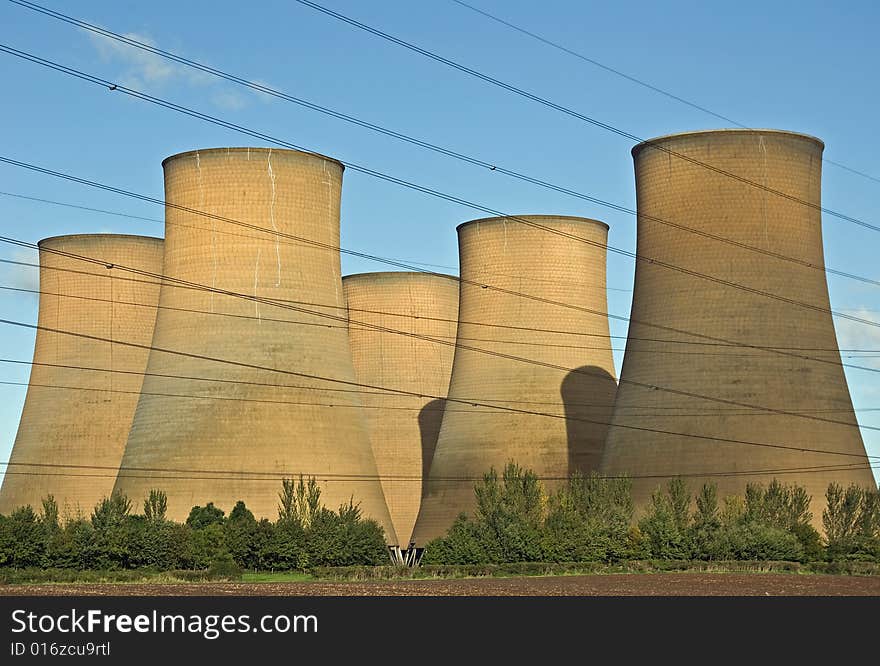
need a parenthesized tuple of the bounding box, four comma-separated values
(412, 215, 618, 545)
(114, 147, 396, 543)
(0, 234, 163, 516)
(601, 129, 875, 524)
(343, 272, 459, 546)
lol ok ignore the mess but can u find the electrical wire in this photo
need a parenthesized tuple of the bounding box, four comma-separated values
(3, 364, 879, 416)
(4, 282, 879, 361)
(2, 44, 879, 342)
(2, 6, 878, 294)
(3, 256, 879, 354)
(1, 312, 878, 460)
(290, 0, 880, 232)
(448, 0, 880, 186)
(0, 455, 875, 484)
(3, 233, 878, 435)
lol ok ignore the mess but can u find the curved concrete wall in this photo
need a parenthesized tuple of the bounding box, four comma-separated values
(412, 215, 617, 545)
(343, 271, 459, 546)
(0, 234, 163, 516)
(601, 129, 875, 524)
(115, 147, 396, 542)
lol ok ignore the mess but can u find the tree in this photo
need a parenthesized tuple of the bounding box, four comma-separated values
(89, 493, 134, 569)
(91, 492, 132, 531)
(185, 503, 225, 530)
(471, 462, 544, 562)
(542, 473, 635, 562)
(823, 483, 880, 559)
(743, 479, 820, 559)
(638, 479, 692, 559)
(278, 477, 322, 527)
(143, 489, 168, 522)
(225, 501, 261, 569)
(40, 495, 60, 532)
(0, 506, 46, 567)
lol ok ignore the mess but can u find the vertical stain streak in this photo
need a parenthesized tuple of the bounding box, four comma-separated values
(254, 247, 262, 323)
(267, 150, 281, 287)
(323, 161, 339, 304)
(759, 135, 769, 248)
(195, 151, 214, 313)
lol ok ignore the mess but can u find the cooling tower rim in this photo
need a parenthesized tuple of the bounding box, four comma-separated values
(632, 128, 824, 158)
(161, 146, 345, 171)
(38, 233, 164, 248)
(456, 214, 609, 232)
(343, 271, 458, 282)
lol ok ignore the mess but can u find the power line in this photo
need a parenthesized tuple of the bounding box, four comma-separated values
(448, 0, 880, 186)
(1, 313, 878, 460)
(0, 49, 875, 424)
(3, 256, 878, 355)
(0, 190, 164, 224)
(291, 0, 880, 233)
(3, 6, 879, 293)
(3, 46, 879, 344)
(2, 182, 879, 431)
(4, 232, 879, 435)
(4, 282, 879, 361)
(0, 191, 459, 272)
(3, 361, 879, 415)
(0, 191, 631, 291)
(0, 455, 875, 484)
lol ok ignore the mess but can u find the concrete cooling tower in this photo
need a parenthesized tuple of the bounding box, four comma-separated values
(0, 234, 163, 516)
(343, 272, 459, 547)
(114, 147, 396, 543)
(412, 215, 618, 545)
(601, 129, 875, 524)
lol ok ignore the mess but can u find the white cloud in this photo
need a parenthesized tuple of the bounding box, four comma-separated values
(88, 30, 181, 89)
(86, 28, 265, 110)
(249, 79, 278, 104)
(211, 89, 249, 111)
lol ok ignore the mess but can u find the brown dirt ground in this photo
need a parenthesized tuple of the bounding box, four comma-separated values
(2, 573, 879, 596)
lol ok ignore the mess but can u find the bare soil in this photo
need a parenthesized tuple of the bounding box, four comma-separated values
(3, 573, 879, 596)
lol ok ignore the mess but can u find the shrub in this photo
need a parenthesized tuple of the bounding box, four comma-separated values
(638, 480, 692, 559)
(421, 515, 489, 565)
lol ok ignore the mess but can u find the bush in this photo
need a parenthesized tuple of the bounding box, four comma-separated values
(638, 480, 692, 559)
(422, 515, 491, 565)
(823, 483, 880, 560)
(207, 550, 243, 579)
(306, 501, 389, 567)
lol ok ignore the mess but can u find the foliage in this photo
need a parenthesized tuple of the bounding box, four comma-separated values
(278, 476, 322, 527)
(144, 489, 168, 522)
(185, 502, 225, 530)
(0, 478, 394, 571)
(638, 479, 693, 559)
(423, 468, 874, 566)
(2, 473, 877, 571)
(823, 483, 880, 560)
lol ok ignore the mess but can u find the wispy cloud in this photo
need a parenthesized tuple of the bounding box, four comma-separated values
(86, 29, 268, 110)
(88, 30, 182, 88)
(211, 89, 249, 111)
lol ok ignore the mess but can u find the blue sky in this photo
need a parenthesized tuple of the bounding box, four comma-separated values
(0, 0, 877, 486)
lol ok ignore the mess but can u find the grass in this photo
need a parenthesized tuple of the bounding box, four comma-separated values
(1, 560, 878, 585)
(241, 571, 313, 583)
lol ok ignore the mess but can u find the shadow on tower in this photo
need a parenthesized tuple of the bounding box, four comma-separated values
(418, 398, 447, 502)
(561, 365, 617, 477)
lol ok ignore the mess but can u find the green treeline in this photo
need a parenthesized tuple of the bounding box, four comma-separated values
(2, 465, 878, 571)
(422, 463, 880, 565)
(0, 478, 388, 571)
